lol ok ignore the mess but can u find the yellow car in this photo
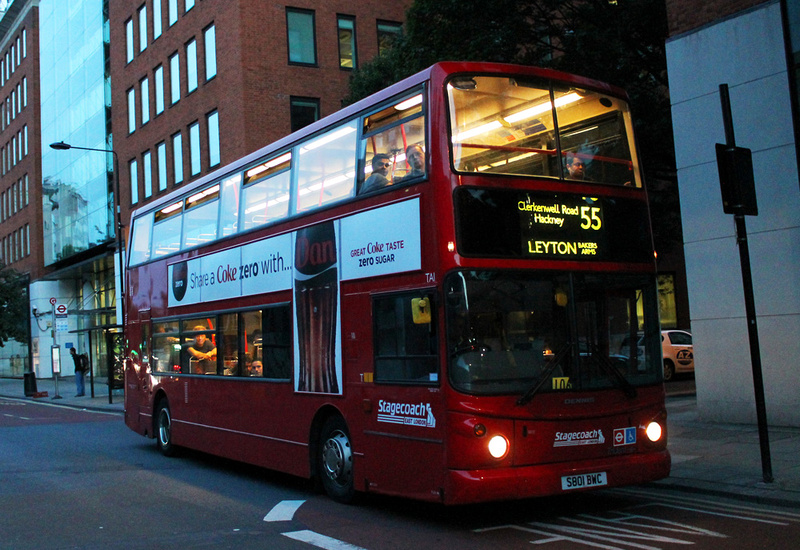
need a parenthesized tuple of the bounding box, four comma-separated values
(662, 330, 693, 381)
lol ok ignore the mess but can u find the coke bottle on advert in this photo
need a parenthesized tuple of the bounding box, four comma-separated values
(294, 221, 340, 393)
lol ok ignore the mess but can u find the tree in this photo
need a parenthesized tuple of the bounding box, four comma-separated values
(0, 265, 28, 346)
(345, 0, 681, 251)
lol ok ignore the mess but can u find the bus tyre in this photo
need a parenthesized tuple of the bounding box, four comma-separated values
(155, 401, 177, 457)
(663, 360, 675, 382)
(318, 416, 355, 503)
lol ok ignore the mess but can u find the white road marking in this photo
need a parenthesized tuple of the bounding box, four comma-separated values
(263, 499, 306, 522)
(282, 530, 367, 550)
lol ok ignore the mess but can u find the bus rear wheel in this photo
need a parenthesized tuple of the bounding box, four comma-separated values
(318, 416, 355, 503)
(155, 400, 177, 457)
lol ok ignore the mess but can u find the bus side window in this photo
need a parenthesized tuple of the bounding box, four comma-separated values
(153, 321, 180, 373)
(372, 292, 438, 384)
(261, 305, 292, 380)
(181, 319, 217, 374)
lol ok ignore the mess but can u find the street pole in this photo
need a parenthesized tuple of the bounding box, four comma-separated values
(718, 84, 773, 483)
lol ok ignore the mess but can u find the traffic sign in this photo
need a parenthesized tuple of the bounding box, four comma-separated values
(55, 304, 68, 317)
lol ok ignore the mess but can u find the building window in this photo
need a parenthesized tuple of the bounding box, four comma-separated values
(170, 52, 180, 105)
(126, 19, 134, 63)
(290, 96, 319, 132)
(204, 24, 217, 81)
(22, 77, 26, 107)
(157, 141, 167, 192)
(138, 4, 148, 53)
(377, 21, 402, 55)
(153, 0, 162, 40)
(143, 150, 153, 199)
(186, 0, 195, 12)
(141, 77, 150, 125)
(169, 0, 178, 26)
(189, 121, 201, 176)
(186, 39, 198, 93)
(154, 65, 164, 115)
(657, 274, 678, 329)
(172, 132, 183, 184)
(127, 88, 136, 133)
(337, 16, 356, 69)
(207, 110, 220, 167)
(130, 158, 139, 205)
(286, 9, 316, 65)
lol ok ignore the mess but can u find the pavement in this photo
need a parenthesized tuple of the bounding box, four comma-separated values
(1, 375, 799, 507)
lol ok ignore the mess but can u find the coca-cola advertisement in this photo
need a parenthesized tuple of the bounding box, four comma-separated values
(294, 221, 342, 394)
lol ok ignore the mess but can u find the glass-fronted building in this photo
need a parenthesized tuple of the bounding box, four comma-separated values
(39, 0, 114, 265)
(29, 0, 120, 380)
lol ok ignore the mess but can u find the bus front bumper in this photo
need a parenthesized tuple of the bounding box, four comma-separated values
(443, 450, 671, 505)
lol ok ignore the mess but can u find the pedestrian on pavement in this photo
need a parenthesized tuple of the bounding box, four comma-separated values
(70, 347, 88, 397)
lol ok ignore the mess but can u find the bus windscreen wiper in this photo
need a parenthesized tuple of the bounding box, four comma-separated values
(517, 345, 570, 406)
(587, 343, 637, 399)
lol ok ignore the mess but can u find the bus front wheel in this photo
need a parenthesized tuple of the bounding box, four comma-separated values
(318, 416, 355, 503)
(155, 400, 177, 457)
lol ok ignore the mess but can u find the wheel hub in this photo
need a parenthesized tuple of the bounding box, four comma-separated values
(322, 431, 352, 482)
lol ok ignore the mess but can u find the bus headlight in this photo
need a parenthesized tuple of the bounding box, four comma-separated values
(645, 421, 663, 442)
(488, 435, 509, 459)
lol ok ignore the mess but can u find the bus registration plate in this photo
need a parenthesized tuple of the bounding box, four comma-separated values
(561, 471, 607, 491)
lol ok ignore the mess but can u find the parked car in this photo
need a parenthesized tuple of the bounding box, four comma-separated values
(661, 330, 693, 381)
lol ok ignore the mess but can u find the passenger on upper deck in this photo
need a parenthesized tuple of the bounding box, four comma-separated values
(565, 152, 586, 181)
(361, 153, 393, 194)
(395, 144, 426, 183)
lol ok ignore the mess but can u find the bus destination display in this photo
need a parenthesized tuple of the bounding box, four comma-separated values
(455, 187, 651, 263)
(518, 194, 605, 259)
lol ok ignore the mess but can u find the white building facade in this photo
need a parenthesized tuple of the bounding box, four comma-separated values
(666, 0, 800, 426)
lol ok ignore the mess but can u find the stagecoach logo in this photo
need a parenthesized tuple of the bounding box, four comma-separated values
(172, 261, 188, 302)
(377, 399, 436, 428)
(553, 429, 605, 447)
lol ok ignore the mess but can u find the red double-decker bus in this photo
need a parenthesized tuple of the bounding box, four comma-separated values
(124, 62, 670, 505)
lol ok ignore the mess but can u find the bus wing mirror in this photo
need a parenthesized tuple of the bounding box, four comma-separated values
(411, 297, 431, 324)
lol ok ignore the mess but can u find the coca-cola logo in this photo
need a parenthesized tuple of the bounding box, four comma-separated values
(172, 261, 188, 301)
(295, 222, 337, 276)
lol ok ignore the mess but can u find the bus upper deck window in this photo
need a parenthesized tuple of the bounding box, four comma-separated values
(556, 91, 640, 187)
(448, 75, 641, 187)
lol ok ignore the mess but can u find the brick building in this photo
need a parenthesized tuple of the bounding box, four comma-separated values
(664, 0, 800, 425)
(0, 0, 411, 378)
(110, 0, 410, 233)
